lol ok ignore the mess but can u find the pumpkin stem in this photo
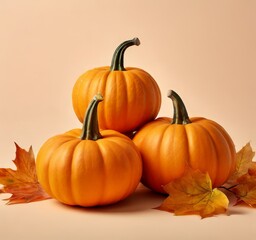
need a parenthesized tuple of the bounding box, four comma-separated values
(80, 93, 103, 140)
(110, 37, 140, 71)
(168, 90, 191, 125)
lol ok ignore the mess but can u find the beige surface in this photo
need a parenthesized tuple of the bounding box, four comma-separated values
(1, 0, 256, 239)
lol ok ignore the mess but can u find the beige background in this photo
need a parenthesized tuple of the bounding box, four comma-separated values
(0, 0, 256, 239)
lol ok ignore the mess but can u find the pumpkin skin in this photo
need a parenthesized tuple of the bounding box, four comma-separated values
(36, 94, 142, 206)
(72, 38, 161, 133)
(133, 90, 236, 194)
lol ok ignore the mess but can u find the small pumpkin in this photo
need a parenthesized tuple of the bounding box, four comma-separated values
(133, 90, 236, 194)
(36, 94, 142, 207)
(72, 37, 161, 133)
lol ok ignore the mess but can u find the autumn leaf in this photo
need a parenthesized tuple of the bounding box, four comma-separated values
(231, 169, 256, 207)
(228, 142, 256, 184)
(156, 169, 229, 218)
(219, 142, 256, 208)
(0, 143, 51, 204)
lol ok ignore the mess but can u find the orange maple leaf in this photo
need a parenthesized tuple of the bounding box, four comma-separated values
(220, 142, 256, 208)
(232, 169, 256, 207)
(0, 143, 51, 204)
(228, 142, 256, 184)
(156, 169, 229, 218)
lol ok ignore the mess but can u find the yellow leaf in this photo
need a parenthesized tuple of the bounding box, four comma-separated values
(0, 143, 51, 204)
(156, 169, 229, 218)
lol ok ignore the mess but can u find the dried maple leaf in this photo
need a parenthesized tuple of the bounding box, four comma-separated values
(228, 142, 256, 184)
(232, 169, 256, 207)
(0, 143, 51, 204)
(156, 169, 229, 218)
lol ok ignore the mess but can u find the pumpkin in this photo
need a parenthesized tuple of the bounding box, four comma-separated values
(36, 94, 142, 207)
(133, 90, 236, 194)
(72, 37, 161, 133)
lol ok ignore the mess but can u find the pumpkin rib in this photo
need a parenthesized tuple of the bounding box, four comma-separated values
(185, 123, 218, 183)
(76, 69, 106, 123)
(131, 69, 161, 119)
(97, 139, 134, 204)
(97, 70, 111, 129)
(69, 140, 85, 205)
(140, 123, 170, 190)
(206, 119, 236, 159)
(102, 72, 119, 129)
(46, 139, 77, 203)
(70, 140, 105, 206)
(193, 121, 221, 186)
(159, 124, 177, 181)
(125, 70, 148, 127)
(201, 120, 236, 179)
(119, 71, 129, 129)
(57, 139, 81, 205)
(125, 71, 149, 129)
(114, 72, 129, 130)
(93, 141, 107, 205)
(74, 73, 92, 122)
(107, 138, 141, 201)
(37, 135, 75, 198)
(96, 140, 116, 204)
(167, 125, 190, 179)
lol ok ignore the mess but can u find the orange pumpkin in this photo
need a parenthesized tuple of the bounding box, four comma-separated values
(133, 90, 236, 194)
(72, 38, 161, 133)
(36, 94, 142, 206)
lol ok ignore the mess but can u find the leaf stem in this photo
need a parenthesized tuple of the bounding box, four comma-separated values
(218, 184, 239, 194)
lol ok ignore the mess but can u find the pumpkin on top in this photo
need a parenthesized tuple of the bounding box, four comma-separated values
(72, 38, 161, 133)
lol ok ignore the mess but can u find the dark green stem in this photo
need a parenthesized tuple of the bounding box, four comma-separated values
(110, 37, 140, 71)
(80, 94, 103, 140)
(167, 90, 191, 125)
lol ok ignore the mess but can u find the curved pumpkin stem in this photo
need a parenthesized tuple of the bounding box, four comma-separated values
(110, 37, 140, 71)
(80, 94, 103, 140)
(168, 90, 191, 125)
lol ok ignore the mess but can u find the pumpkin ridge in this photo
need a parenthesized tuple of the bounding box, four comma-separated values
(194, 121, 220, 186)
(78, 140, 106, 206)
(127, 70, 151, 124)
(47, 139, 80, 204)
(120, 71, 129, 129)
(200, 120, 236, 180)
(108, 139, 141, 201)
(75, 70, 100, 122)
(113, 71, 128, 130)
(183, 124, 191, 170)
(61, 140, 82, 205)
(132, 69, 161, 118)
(99, 70, 112, 129)
(96, 139, 131, 203)
(94, 141, 108, 205)
(159, 124, 175, 181)
(143, 124, 169, 189)
(37, 136, 77, 197)
(69, 141, 85, 205)
(184, 123, 217, 180)
(206, 119, 236, 162)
